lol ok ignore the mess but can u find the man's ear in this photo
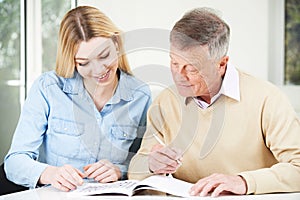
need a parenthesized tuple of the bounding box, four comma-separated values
(218, 56, 229, 77)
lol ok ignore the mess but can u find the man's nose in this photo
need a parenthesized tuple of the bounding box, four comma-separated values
(173, 64, 188, 77)
(173, 70, 189, 82)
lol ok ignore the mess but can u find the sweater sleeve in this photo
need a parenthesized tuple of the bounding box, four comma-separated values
(239, 89, 300, 194)
(128, 97, 168, 180)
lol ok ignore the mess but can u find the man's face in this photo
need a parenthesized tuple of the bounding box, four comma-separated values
(170, 44, 226, 99)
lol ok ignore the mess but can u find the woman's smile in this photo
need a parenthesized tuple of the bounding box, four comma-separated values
(94, 69, 111, 83)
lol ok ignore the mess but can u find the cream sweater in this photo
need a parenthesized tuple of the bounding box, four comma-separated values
(128, 70, 300, 194)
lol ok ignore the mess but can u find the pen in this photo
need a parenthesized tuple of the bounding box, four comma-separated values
(152, 134, 182, 165)
(152, 133, 166, 146)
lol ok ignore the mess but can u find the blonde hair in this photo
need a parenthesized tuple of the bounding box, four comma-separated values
(55, 6, 131, 78)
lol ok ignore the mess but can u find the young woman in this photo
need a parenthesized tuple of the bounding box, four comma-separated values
(4, 6, 151, 192)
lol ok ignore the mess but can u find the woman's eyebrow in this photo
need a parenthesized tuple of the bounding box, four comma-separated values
(96, 46, 110, 56)
(75, 57, 88, 61)
(75, 46, 110, 61)
(88, 44, 111, 59)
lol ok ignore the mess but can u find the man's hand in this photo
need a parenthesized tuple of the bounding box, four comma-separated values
(83, 159, 121, 183)
(190, 173, 247, 197)
(148, 144, 182, 174)
(39, 165, 84, 191)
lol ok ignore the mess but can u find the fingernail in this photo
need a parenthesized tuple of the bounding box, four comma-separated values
(190, 190, 195, 195)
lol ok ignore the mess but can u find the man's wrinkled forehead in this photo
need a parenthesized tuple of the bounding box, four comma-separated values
(170, 44, 209, 64)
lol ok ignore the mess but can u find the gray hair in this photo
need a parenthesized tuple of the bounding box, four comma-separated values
(170, 7, 230, 60)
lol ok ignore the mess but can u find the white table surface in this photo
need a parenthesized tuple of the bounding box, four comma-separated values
(1, 186, 300, 200)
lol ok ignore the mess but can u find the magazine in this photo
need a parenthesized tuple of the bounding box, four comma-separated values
(69, 175, 193, 197)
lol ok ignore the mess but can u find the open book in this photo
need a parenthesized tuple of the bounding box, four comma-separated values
(69, 175, 193, 197)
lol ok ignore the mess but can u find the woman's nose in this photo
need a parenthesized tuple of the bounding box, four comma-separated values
(90, 60, 106, 74)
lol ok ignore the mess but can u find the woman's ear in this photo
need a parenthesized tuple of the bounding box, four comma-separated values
(111, 35, 119, 52)
(115, 42, 119, 53)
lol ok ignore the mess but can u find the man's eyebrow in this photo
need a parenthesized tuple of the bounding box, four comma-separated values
(169, 53, 176, 57)
(169, 54, 177, 60)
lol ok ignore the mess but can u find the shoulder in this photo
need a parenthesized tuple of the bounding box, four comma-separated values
(152, 85, 184, 108)
(146, 85, 185, 124)
(33, 70, 65, 90)
(238, 70, 283, 95)
(32, 71, 81, 92)
(24, 71, 68, 104)
(120, 71, 151, 97)
(238, 70, 291, 104)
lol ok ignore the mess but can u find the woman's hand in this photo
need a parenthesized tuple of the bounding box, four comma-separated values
(39, 165, 85, 192)
(83, 159, 121, 183)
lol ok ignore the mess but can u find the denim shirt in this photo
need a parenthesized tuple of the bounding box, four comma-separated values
(4, 70, 151, 188)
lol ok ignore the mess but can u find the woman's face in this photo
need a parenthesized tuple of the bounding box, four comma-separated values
(75, 37, 119, 88)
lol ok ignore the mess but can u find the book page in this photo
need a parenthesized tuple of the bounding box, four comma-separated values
(134, 175, 193, 197)
(69, 180, 139, 196)
(68, 175, 193, 197)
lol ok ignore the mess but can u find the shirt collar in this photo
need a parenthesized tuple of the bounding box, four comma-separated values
(219, 62, 240, 102)
(109, 70, 134, 104)
(62, 70, 134, 104)
(185, 62, 240, 106)
(62, 71, 82, 95)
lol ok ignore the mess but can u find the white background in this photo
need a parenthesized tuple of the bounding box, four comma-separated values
(78, 0, 300, 114)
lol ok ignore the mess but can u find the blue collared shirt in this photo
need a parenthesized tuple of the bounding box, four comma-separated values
(4, 70, 152, 188)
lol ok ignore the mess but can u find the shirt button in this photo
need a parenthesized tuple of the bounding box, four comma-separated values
(67, 86, 72, 91)
(64, 127, 67, 131)
(123, 133, 127, 137)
